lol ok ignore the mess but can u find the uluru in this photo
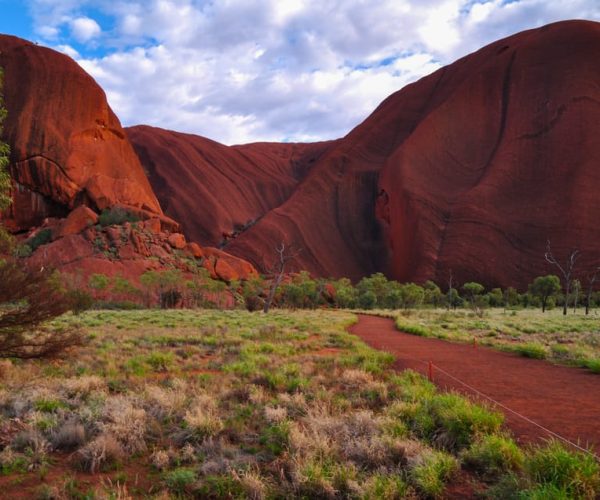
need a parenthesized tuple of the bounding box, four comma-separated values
(128, 20, 600, 289)
(1, 21, 600, 288)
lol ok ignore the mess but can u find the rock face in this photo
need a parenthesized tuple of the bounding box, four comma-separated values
(0, 35, 258, 282)
(127, 125, 334, 247)
(135, 20, 600, 287)
(0, 35, 162, 232)
(376, 20, 600, 288)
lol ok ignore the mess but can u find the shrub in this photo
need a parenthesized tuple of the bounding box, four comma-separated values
(0, 260, 82, 358)
(396, 321, 429, 337)
(260, 421, 291, 456)
(145, 351, 174, 371)
(462, 434, 524, 479)
(410, 449, 458, 498)
(184, 404, 224, 439)
(164, 467, 197, 494)
(363, 474, 410, 499)
(197, 475, 245, 498)
(74, 434, 124, 473)
(98, 207, 139, 227)
(585, 358, 600, 373)
(524, 440, 600, 499)
(34, 399, 68, 413)
(51, 423, 86, 451)
(25, 228, 53, 252)
(13, 244, 32, 258)
(407, 392, 504, 451)
(513, 343, 548, 360)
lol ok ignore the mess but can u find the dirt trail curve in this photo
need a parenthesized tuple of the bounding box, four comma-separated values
(349, 314, 600, 452)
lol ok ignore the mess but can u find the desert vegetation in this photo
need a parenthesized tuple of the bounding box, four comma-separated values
(0, 309, 597, 498)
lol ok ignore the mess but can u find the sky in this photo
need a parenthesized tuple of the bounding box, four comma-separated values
(0, 1, 598, 145)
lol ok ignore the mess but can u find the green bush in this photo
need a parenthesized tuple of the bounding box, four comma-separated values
(513, 343, 548, 359)
(410, 450, 458, 498)
(259, 421, 290, 456)
(462, 434, 524, 479)
(584, 358, 600, 373)
(13, 244, 32, 258)
(25, 228, 53, 251)
(197, 475, 245, 499)
(363, 474, 410, 499)
(407, 392, 504, 451)
(164, 468, 196, 494)
(524, 440, 600, 499)
(145, 352, 174, 371)
(98, 207, 139, 227)
(396, 321, 429, 336)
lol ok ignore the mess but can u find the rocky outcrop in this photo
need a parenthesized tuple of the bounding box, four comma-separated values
(0, 35, 161, 232)
(25, 219, 257, 283)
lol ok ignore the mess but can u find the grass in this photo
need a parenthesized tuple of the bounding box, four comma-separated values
(0, 309, 597, 498)
(367, 308, 600, 373)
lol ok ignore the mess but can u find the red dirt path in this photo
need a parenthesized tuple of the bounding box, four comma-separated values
(349, 315, 600, 453)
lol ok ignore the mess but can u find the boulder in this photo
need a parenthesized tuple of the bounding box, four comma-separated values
(186, 242, 204, 259)
(55, 205, 98, 239)
(168, 233, 186, 249)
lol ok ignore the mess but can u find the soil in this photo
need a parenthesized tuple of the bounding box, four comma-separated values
(349, 315, 600, 452)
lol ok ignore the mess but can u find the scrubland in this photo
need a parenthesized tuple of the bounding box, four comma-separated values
(0, 309, 597, 498)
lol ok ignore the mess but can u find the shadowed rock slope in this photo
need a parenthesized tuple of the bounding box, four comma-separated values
(134, 20, 600, 287)
(127, 125, 334, 247)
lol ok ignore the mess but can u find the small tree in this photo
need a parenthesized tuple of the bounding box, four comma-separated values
(263, 242, 300, 313)
(585, 267, 600, 315)
(0, 261, 82, 358)
(571, 279, 581, 313)
(332, 278, 357, 309)
(400, 283, 425, 309)
(423, 280, 443, 307)
(241, 276, 265, 312)
(462, 282, 485, 315)
(358, 290, 377, 309)
(529, 275, 561, 313)
(545, 241, 579, 315)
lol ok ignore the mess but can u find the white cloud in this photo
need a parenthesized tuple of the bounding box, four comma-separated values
(25, 0, 600, 144)
(69, 17, 101, 43)
(55, 43, 80, 59)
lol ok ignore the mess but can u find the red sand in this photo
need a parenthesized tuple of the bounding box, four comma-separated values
(350, 314, 600, 453)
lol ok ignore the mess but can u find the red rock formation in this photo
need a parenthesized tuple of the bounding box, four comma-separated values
(376, 20, 600, 288)
(55, 205, 98, 239)
(127, 125, 334, 247)
(0, 35, 162, 232)
(6, 21, 600, 289)
(205, 20, 600, 287)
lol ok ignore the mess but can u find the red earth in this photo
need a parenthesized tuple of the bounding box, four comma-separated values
(350, 314, 600, 454)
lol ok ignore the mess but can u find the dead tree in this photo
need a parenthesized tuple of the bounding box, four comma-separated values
(263, 242, 301, 313)
(544, 241, 579, 316)
(585, 267, 600, 315)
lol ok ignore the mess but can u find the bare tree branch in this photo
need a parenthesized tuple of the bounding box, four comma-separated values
(544, 240, 580, 316)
